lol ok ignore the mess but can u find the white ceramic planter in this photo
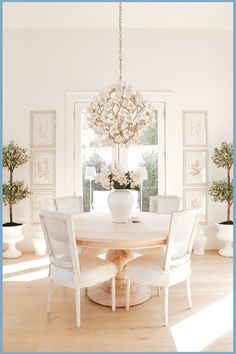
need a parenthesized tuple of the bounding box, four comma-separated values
(193, 225, 207, 255)
(3, 224, 25, 258)
(107, 189, 134, 223)
(32, 226, 47, 256)
(215, 223, 233, 257)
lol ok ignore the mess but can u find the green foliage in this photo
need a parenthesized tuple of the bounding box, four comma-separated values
(212, 141, 233, 169)
(3, 181, 31, 205)
(2, 140, 31, 223)
(3, 140, 29, 171)
(209, 141, 233, 222)
(134, 125, 157, 145)
(82, 152, 108, 174)
(82, 152, 110, 191)
(139, 150, 158, 211)
(209, 180, 233, 203)
(109, 171, 140, 191)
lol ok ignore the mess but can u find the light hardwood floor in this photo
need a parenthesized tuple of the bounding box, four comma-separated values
(3, 251, 233, 352)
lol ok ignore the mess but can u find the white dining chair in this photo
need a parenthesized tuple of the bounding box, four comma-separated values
(54, 195, 84, 213)
(149, 195, 181, 214)
(134, 195, 178, 258)
(125, 209, 201, 326)
(54, 195, 106, 257)
(39, 209, 117, 328)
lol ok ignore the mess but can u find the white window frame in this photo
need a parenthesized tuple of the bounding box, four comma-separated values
(65, 91, 172, 197)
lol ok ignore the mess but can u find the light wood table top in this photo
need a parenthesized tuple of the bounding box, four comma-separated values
(74, 211, 170, 250)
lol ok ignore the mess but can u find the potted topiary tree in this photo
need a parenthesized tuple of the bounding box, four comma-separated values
(209, 141, 233, 257)
(2, 140, 31, 258)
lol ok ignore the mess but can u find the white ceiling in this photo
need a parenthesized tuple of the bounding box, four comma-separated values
(3, 2, 232, 30)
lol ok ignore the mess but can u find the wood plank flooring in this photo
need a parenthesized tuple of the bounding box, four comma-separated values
(3, 251, 233, 352)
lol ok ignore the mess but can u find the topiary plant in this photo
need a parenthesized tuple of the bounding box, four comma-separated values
(209, 141, 233, 224)
(2, 140, 31, 226)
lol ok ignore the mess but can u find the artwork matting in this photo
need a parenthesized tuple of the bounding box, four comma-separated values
(31, 149, 56, 187)
(30, 110, 56, 148)
(31, 189, 55, 225)
(183, 149, 208, 187)
(183, 110, 208, 147)
(183, 189, 208, 224)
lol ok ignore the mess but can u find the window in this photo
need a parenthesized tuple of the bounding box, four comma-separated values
(80, 106, 112, 211)
(66, 93, 167, 212)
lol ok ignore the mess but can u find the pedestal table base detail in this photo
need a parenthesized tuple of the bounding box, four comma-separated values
(87, 249, 154, 307)
(87, 278, 151, 308)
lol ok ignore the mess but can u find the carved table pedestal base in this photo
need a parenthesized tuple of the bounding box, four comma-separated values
(87, 249, 151, 307)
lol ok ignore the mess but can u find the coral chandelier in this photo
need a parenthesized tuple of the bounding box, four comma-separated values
(87, 3, 155, 145)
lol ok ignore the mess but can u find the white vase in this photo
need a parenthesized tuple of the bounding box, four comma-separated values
(107, 189, 134, 223)
(193, 225, 207, 255)
(3, 224, 25, 258)
(32, 226, 47, 256)
(215, 223, 233, 257)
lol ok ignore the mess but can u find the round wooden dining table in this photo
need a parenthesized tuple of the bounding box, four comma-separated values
(73, 211, 171, 307)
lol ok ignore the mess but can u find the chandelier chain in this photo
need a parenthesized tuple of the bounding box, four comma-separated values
(87, 2, 155, 146)
(119, 2, 123, 81)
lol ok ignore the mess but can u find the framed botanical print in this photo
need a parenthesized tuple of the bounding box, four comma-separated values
(30, 110, 56, 148)
(183, 149, 208, 186)
(183, 110, 208, 147)
(183, 189, 208, 224)
(31, 189, 55, 225)
(31, 149, 56, 187)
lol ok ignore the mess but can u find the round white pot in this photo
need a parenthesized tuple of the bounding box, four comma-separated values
(193, 225, 207, 255)
(215, 223, 233, 257)
(32, 226, 47, 256)
(2, 224, 25, 258)
(107, 189, 134, 223)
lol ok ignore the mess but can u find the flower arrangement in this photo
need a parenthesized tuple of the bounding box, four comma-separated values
(87, 81, 156, 145)
(94, 166, 146, 191)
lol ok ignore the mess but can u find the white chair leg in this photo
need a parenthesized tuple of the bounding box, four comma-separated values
(186, 277, 192, 309)
(163, 286, 169, 326)
(75, 288, 81, 328)
(47, 279, 54, 313)
(126, 279, 131, 311)
(111, 277, 116, 312)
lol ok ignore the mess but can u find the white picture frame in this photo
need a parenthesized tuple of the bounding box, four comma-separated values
(30, 110, 56, 148)
(31, 149, 56, 187)
(183, 149, 208, 186)
(31, 189, 55, 225)
(183, 189, 208, 224)
(183, 110, 208, 147)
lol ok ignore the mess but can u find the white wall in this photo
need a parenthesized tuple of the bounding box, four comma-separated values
(3, 27, 233, 250)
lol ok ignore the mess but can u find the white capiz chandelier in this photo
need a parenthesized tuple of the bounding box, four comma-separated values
(87, 3, 156, 145)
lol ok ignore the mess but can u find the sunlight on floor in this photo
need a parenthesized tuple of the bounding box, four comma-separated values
(3, 267, 48, 281)
(3, 269, 49, 282)
(3, 257, 50, 281)
(170, 293, 233, 352)
(3, 257, 49, 275)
